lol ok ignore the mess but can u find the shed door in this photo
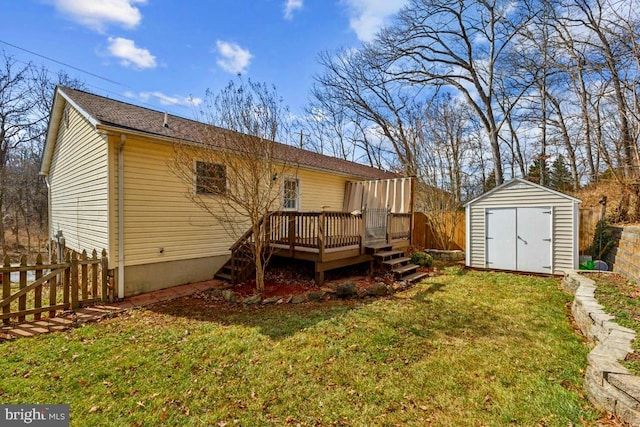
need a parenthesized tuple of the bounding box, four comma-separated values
(516, 207, 552, 273)
(485, 207, 552, 273)
(486, 208, 517, 270)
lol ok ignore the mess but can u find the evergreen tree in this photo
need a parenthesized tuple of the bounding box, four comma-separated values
(483, 170, 497, 192)
(526, 158, 547, 185)
(549, 155, 573, 191)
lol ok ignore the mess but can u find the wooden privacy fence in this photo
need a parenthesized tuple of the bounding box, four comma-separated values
(579, 207, 601, 254)
(413, 211, 465, 250)
(0, 249, 111, 325)
(414, 208, 602, 253)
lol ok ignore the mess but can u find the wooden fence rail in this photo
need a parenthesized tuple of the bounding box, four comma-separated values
(0, 249, 111, 325)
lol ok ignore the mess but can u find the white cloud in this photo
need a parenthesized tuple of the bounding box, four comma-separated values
(215, 40, 252, 74)
(51, 0, 146, 32)
(107, 37, 157, 69)
(341, 0, 407, 42)
(139, 91, 202, 107)
(284, 0, 303, 20)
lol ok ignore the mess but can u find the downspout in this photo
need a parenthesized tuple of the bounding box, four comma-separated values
(118, 134, 126, 299)
(43, 176, 53, 259)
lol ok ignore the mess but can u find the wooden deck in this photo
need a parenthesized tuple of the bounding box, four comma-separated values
(266, 211, 411, 284)
(217, 210, 413, 285)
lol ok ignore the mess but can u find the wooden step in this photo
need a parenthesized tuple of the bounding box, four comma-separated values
(373, 250, 404, 261)
(401, 271, 429, 283)
(365, 243, 392, 254)
(392, 263, 418, 276)
(214, 272, 232, 281)
(381, 257, 410, 268)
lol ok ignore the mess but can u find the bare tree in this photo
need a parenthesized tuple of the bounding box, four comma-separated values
(171, 79, 296, 293)
(559, 0, 640, 218)
(376, 0, 538, 185)
(415, 94, 472, 249)
(313, 48, 423, 175)
(0, 52, 44, 250)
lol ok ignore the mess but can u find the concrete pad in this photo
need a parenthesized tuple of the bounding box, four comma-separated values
(128, 294, 161, 307)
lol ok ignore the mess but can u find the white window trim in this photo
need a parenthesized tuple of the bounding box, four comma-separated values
(281, 175, 301, 211)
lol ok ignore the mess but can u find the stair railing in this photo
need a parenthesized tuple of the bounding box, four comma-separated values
(228, 213, 273, 284)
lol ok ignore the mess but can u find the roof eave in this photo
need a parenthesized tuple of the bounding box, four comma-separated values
(40, 87, 101, 176)
(96, 123, 394, 181)
(464, 177, 582, 207)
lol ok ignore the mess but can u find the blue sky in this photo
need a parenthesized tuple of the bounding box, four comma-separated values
(1, 0, 407, 119)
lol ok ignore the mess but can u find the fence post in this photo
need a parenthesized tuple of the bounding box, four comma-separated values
(2, 255, 10, 325)
(49, 247, 62, 319)
(63, 252, 70, 308)
(18, 255, 27, 322)
(34, 254, 43, 321)
(71, 251, 79, 310)
(80, 250, 88, 301)
(101, 249, 108, 302)
(91, 249, 98, 299)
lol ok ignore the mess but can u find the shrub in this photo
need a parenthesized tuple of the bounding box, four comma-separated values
(589, 218, 615, 260)
(410, 251, 433, 268)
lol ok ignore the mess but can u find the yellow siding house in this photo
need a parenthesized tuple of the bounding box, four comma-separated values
(41, 87, 406, 297)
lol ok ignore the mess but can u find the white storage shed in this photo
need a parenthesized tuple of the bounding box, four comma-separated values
(465, 178, 581, 275)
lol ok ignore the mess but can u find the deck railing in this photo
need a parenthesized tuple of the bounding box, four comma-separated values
(388, 213, 412, 241)
(266, 210, 410, 254)
(267, 211, 363, 252)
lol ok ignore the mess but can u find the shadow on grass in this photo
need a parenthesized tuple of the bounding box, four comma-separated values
(147, 277, 505, 345)
(411, 282, 446, 302)
(147, 296, 374, 340)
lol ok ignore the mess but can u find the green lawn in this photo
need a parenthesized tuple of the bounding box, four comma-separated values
(592, 272, 640, 375)
(0, 269, 599, 426)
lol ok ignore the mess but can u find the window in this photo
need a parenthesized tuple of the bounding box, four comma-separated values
(195, 161, 226, 194)
(282, 177, 299, 210)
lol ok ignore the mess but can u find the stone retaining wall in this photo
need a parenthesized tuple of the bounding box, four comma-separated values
(562, 271, 640, 425)
(426, 249, 465, 261)
(605, 225, 640, 285)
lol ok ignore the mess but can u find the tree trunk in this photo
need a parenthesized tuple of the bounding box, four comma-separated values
(489, 130, 504, 185)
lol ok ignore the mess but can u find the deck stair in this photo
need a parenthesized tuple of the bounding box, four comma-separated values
(366, 244, 428, 284)
(215, 242, 256, 284)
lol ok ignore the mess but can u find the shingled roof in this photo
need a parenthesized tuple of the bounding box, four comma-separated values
(50, 86, 398, 180)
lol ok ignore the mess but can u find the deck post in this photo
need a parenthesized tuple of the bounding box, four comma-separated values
(318, 211, 326, 262)
(386, 206, 392, 244)
(409, 176, 416, 246)
(264, 213, 271, 246)
(288, 212, 295, 257)
(358, 212, 365, 254)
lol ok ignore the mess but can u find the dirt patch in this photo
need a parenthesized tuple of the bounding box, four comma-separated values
(233, 280, 314, 298)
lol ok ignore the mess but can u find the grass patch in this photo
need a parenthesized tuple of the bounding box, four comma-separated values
(591, 272, 640, 374)
(0, 271, 599, 426)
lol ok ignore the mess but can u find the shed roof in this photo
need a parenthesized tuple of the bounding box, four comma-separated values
(41, 86, 398, 180)
(463, 178, 581, 207)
